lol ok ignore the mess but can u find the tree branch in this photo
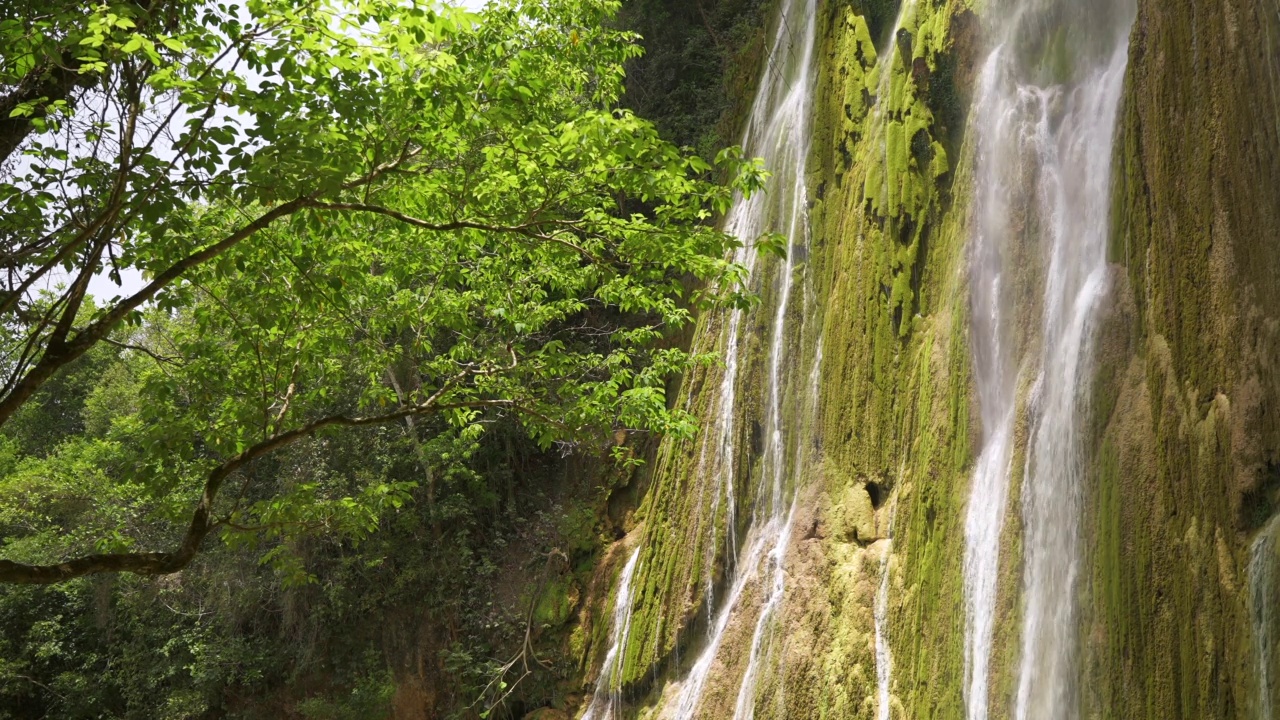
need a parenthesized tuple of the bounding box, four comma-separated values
(0, 195, 312, 428)
(0, 397, 522, 584)
(99, 336, 184, 365)
(0, 142, 534, 428)
(304, 201, 602, 263)
(0, 59, 88, 166)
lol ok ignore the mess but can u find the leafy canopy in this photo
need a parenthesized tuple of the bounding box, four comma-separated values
(0, 0, 767, 584)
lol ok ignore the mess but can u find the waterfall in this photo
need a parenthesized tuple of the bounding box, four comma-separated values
(670, 527, 772, 718)
(693, 0, 816, 632)
(583, 548, 643, 720)
(1012, 32, 1131, 720)
(663, 0, 819, 716)
(1252, 516, 1280, 720)
(729, 508, 799, 720)
(964, 2, 1135, 720)
(960, 38, 1021, 720)
(731, 339, 823, 720)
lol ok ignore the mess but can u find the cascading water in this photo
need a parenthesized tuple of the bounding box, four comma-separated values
(692, 0, 818, 632)
(670, 530, 770, 718)
(583, 548, 643, 720)
(874, 495, 899, 720)
(960, 33, 1022, 720)
(1012, 29, 1132, 720)
(1251, 516, 1280, 720)
(731, 338, 823, 720)
(662, 0, 818, 716)
(963, 2, 1135, 719)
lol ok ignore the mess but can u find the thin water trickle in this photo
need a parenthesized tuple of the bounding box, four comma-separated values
(963, 3, 1135, 720)
(863, 5, 918, 712)
(583, 548, 643, 720)
(731, 508, 799, 720)
(670, 529, 771, 719)
(1251, 516, 1280, 720)
(663, 0, 819, 716)
(731, 339, 823, 720)
(874, 496, 900, 720)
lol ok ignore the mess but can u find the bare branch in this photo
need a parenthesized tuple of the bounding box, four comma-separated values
(99, 336, 184, 365)
(304, 201, 602, 263)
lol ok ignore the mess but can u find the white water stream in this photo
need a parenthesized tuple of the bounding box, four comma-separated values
(731, 337, 823, 720)
(874, 494, 900, 720)
(662, 0, 819, 717)
(963, 3, 1135, 720)
(583, 547, 643, 720)
(960, 34, 1022, 720)
(1012, 31, 1131, 720)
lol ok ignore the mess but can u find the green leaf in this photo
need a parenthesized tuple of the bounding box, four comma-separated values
(756, 231, 788, 260)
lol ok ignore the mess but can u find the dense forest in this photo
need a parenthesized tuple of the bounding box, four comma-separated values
(1, 0, 1278, 719)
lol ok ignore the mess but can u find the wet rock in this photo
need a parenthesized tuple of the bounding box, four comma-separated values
(911, 56, 930, 91)
(829, 481, 879, 545)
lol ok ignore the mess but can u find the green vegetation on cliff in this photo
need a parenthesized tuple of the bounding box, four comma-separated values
(1082, 0, 1280, 717)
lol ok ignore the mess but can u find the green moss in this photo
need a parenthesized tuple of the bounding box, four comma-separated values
(533, 576, 576, 628)
(791, 2, 978, 716)
(580, 1, 1280, 718)
(1075, 0, 1280, 715)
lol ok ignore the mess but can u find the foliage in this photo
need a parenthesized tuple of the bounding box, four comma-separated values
(0, 0, 773, 714)
(0, 324, 626, 718)
(0, 0, 767, 585)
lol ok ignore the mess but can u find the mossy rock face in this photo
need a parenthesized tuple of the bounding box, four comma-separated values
(828, 480, 881, 545)
(609, 0, 980, 714)
(802, 2, 977, 716)
(574, 0, 1280, 717)
(1077, 0, 1280, 717)
(533, 576, 579, 628)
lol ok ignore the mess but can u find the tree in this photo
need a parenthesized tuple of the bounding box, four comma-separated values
(0, 0, 764, 584)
